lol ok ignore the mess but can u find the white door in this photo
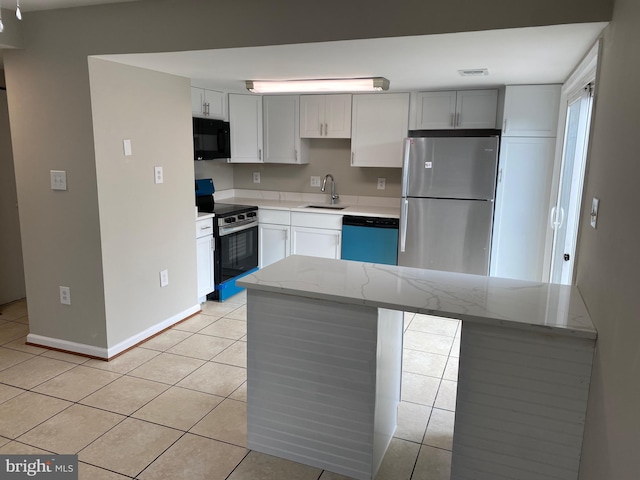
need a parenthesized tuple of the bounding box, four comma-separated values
(196, 235, 214, 298)
(259, 223, 290, 268)
(324, 94, 352, 138)
(229, 94, 263, 163)
(549, 86, 594, 284)
(416, 91, 457, 129)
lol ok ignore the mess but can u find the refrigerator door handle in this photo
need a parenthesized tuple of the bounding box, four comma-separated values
(401, 138, 411, 197)
(400, 198, 409, 253)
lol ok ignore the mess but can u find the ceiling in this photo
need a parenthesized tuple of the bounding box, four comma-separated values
(2, 0, 606, 92)
(97, 23, 606, 93)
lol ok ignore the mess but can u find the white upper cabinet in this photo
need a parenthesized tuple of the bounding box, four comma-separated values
(351, 93, 410, 168)
(502, 85, 561, 137)
(263, 95, 308, 164)
(191, 87, 226, 119)
(300, 94, 352, 138)
(228, 93, 263, 163)
(415, 89, 498, 129)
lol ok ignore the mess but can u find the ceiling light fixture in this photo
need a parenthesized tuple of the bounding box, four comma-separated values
(245, 77, 390, 94)
(16, 0, 21, 20)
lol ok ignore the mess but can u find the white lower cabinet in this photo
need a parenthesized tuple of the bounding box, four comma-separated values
(490, 136, 556, 282)
(258, 209, 342, 264)
(196, 218, 215, 299)
(290, 212, 342, 259)
(258, 209, 291, 268)
(291, 226, 342, 259)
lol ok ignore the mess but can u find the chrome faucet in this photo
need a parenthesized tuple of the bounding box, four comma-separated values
(321, 174, 339, 205)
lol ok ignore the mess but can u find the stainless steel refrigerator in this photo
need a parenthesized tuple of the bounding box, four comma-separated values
(398, 132, 500, 275)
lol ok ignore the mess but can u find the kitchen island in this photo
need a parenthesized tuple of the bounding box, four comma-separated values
(238, 255, 596, 480)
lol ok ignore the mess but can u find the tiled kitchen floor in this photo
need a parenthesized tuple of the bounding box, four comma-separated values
(0, 294, 459, 480)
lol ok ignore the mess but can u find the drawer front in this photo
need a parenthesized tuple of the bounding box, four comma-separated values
(259, 208, 291, 225)
(196, 218, 214, 238)
(291, 211, 342, 230)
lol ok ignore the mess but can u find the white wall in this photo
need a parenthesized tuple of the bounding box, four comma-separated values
(88, 58, 197, 348)
(575, 0, 640, 477)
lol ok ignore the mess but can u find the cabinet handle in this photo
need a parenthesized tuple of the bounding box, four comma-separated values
(456, 112, 461, 127)
(498, 168, 503, 183)
(351, 151, 355, 165)
(204, 102, 210, 116)
(503, 119, 508, 133)
(325, 123, 328, 136)
(258, 149, 262, 160)
(201, 225, 212, 230)
(320, 123, 323, 136)
(450, 113, 455, 127)
(294, 149, 298, 161)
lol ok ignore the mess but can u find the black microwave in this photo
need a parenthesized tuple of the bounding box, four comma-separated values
(193, 117, 231, 160)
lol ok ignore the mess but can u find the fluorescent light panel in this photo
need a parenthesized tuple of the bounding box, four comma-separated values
(246, 77, 389, 93)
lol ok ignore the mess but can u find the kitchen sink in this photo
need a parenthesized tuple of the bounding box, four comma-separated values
(300, 204, 348, 210)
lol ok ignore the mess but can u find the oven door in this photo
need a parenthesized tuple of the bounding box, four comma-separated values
(216, 222, 258, 284)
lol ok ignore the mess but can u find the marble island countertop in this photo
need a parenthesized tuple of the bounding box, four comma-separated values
(238, 255, 596, 339)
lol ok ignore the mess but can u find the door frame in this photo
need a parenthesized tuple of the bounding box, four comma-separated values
(541, 40, 601, 283)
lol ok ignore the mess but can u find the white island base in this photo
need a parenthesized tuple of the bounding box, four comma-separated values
(239, 255, 597, 480)
(246, 289, 403, 480)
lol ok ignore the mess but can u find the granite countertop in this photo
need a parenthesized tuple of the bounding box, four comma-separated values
(238, 255, 597, 339)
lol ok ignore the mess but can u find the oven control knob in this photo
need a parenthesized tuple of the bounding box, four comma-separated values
(247, 212, 257, 217)
(238, 214, 245, 220)
(224, 217, 235, 223)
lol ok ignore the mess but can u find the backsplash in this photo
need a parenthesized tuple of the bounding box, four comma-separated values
(197, 139, 402, 198)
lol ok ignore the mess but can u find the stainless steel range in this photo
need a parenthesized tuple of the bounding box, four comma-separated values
(210, 203, 259, 301)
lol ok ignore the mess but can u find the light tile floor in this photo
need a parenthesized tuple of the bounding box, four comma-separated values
(0, 294, 459, 480)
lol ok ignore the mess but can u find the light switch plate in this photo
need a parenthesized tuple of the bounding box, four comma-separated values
(377, 178, 386, 190)
(590, 197, 599, 228)
(253, 172, 261, 184)
(123, 139, 132, 156)
(154, 166, 164, 184)
(160, 269, 169, 287)
(50, 170, 67, 191)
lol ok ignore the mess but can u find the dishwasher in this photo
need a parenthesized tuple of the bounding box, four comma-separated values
(341, 215, 399, 265)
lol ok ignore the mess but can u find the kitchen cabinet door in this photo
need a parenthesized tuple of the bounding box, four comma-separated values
(196, 235, 215, 299)
(259, 223, 291, 268)
(415, 89, 498, 129)
(192, 87, 226, 119)
(300, 94, 352, 138)
(415, 91, 457, 129)
(229, 93, 263, 163)
(351, 93, 409, 168)
(490, 136, 556, 282)
(263, 95, 308, 164)
(456, 89, 498, 129)
(291, 226, 341, 259)
(502, 85, 561, 137)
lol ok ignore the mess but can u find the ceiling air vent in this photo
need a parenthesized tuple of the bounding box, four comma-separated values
(458, 68, 489, 77)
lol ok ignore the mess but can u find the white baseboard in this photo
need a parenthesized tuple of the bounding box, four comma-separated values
(27, 304, 201, 360)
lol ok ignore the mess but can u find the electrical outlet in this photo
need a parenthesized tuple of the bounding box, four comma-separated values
(160, 269, 169, 287)
(310, 176, 321, 187)
(50, 170, 67, 191)
(377, 178, 386, 190)
(253, 172, 261, 184)
(154, 166, 164, 184)
(123, 139, 132, 156)
(59, 286, 71, 305)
